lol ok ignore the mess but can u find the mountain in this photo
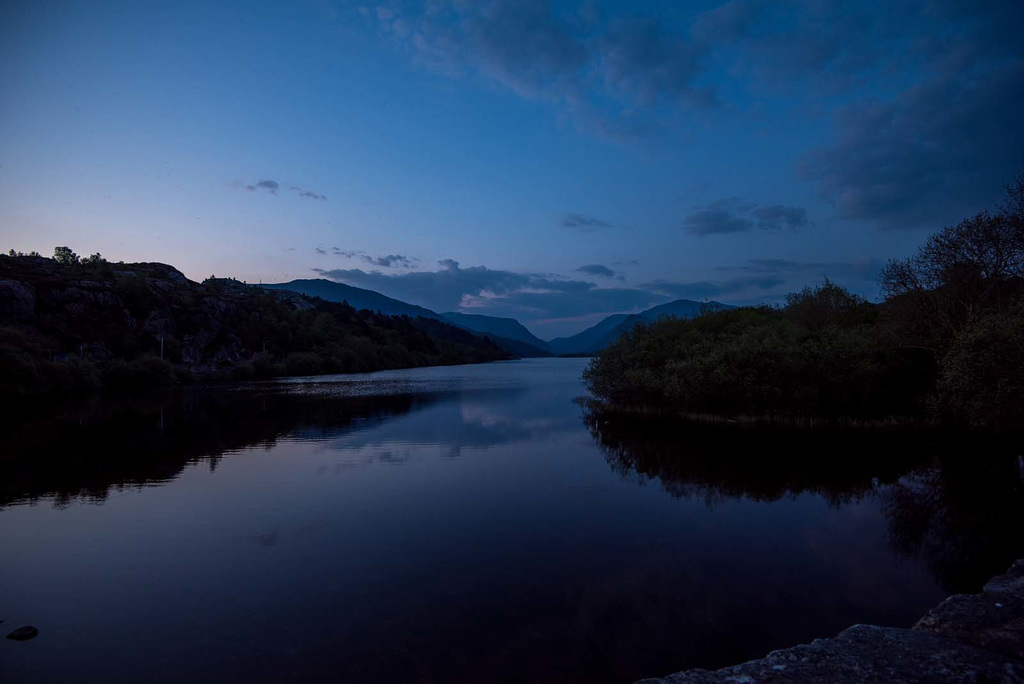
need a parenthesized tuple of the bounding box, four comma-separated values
(261, 279, 441, 320)
(547, 313, 630, 356)
(548, 299, 734, 355)
(264, 279, 550, 357)
(441, 312, 552, 355)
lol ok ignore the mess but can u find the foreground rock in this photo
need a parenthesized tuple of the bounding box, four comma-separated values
(639, 560, 1024, 684)
(6, 625, 39, 641)
(916, 559, 1024, 661)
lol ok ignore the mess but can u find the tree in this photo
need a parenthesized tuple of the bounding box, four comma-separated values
(880, 180, 1024, 339)
(82, 252, 106, 266)
(784, 279, 870, 330)
(53, 246, 80, 266)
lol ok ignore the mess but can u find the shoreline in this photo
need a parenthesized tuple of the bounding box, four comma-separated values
(638, 559, 1024, 683)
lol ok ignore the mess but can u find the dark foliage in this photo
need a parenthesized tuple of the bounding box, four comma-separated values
(0, 255, 509, 394)
(584, 282, 931, 420)
(586, 179, 1024, 430)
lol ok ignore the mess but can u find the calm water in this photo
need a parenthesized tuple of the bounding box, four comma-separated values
(1, 358, 1022, 683)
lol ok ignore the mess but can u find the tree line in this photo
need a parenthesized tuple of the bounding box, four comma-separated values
(0, 253, 509, 394)
(584, 178, 1024, 432)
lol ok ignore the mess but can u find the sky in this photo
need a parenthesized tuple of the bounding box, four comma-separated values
(1, 0, 1022, 338)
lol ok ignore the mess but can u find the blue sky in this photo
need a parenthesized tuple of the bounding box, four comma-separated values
(2, 0, 1021, 337)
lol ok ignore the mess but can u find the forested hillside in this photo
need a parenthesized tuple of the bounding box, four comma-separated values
(0, 252, 509, 394)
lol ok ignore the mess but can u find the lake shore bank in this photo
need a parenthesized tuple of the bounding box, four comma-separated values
(639, 559, 1024, 683)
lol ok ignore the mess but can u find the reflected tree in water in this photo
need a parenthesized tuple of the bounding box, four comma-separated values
(583, 402, 1024, 593)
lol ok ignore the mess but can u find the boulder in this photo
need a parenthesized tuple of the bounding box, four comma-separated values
(6, 625, 38, 641)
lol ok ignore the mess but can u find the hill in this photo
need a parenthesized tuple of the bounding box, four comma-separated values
(261, 279, 440, 319)
(548, 314, 629, 356)
(264, 278, 552, 357)
(441, 312, 552, 356)
(0, 255, 509, 394)
(548, 299, 733, 355)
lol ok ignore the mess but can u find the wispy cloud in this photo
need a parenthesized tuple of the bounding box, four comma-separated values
(684, 198, 812, 236)
(238, 179, 326, 200)
(359, 1, 1024, 228)
(575, 263, 619, 279)
(361, 0, 713, 139)
(246, 179, 280, 194)
(716, 257, 883, 282)
(317, 247, 417, 269)
(560, 212, 614, 232)
(289, 186, 328, 201)
(364, 254, 417, 268)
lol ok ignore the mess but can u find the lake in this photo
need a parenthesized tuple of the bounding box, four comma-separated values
(1, 357, 1022, 683)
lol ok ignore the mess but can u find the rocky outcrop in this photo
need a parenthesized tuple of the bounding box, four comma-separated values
(916, 559, 1024, 661)
(0, 279, 36, 323)
(639, 560, 1024, 684)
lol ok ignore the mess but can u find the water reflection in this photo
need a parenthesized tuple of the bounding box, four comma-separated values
(0, 388, 446, 509)
(1, 359, 1022, 684)
(583, 402, 1024, 594)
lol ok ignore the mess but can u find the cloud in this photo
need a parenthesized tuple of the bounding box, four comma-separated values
(241, 179, 326, 200)
(716, 257, 883, 282)
(598, 17, 712, 108)
(290, 186, 328, 201)
(312, 259, 663, 331)
(363, 0, 715, 138)
(600, 17, 712, 108)
(390, 0, 589, 100)
(316, 248, 418, 268)
(363, 254, 417, 268)
(359, 1, 1023, 230)
(641, 256, 885, 303)
(246, 179, 280, 194)
(642, 275, 784, 301)
(683, 198, 811, 236)
(751, 205, 812, 231)
(800, 59, 1024, 228)
(575, 264, 617, 278)
(560, 212, 613, 232)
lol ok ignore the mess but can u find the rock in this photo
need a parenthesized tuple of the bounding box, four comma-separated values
(143, 308, 176, 337)
(6, 625, 38, 641)
(639, 625, 1024, 683)
(915, 559, 1024, 660)
(639, 559, 1024, 684)
(0, 278, 37, 324)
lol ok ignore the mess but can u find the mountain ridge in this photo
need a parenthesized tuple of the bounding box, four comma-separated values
(440, 311, 552, 355)
(263, 278, 735, 357)
(263, 279, 552, 357)
(548, 299, 735, 355)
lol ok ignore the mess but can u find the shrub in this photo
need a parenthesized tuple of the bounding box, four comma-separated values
(104, 356, 178, 389)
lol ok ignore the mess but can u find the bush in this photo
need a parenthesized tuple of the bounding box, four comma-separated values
(935, 302, 1024, 431)
(104, 356, 178, 389)
(584, 284, 924, 421)
(285, 352, 326, 377)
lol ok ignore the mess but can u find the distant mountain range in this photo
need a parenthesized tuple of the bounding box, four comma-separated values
(550, 299, 735, 355)
(262, 279, 734, 357)
(261, 279, 439, 320)
(439, 312, 553, 355)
